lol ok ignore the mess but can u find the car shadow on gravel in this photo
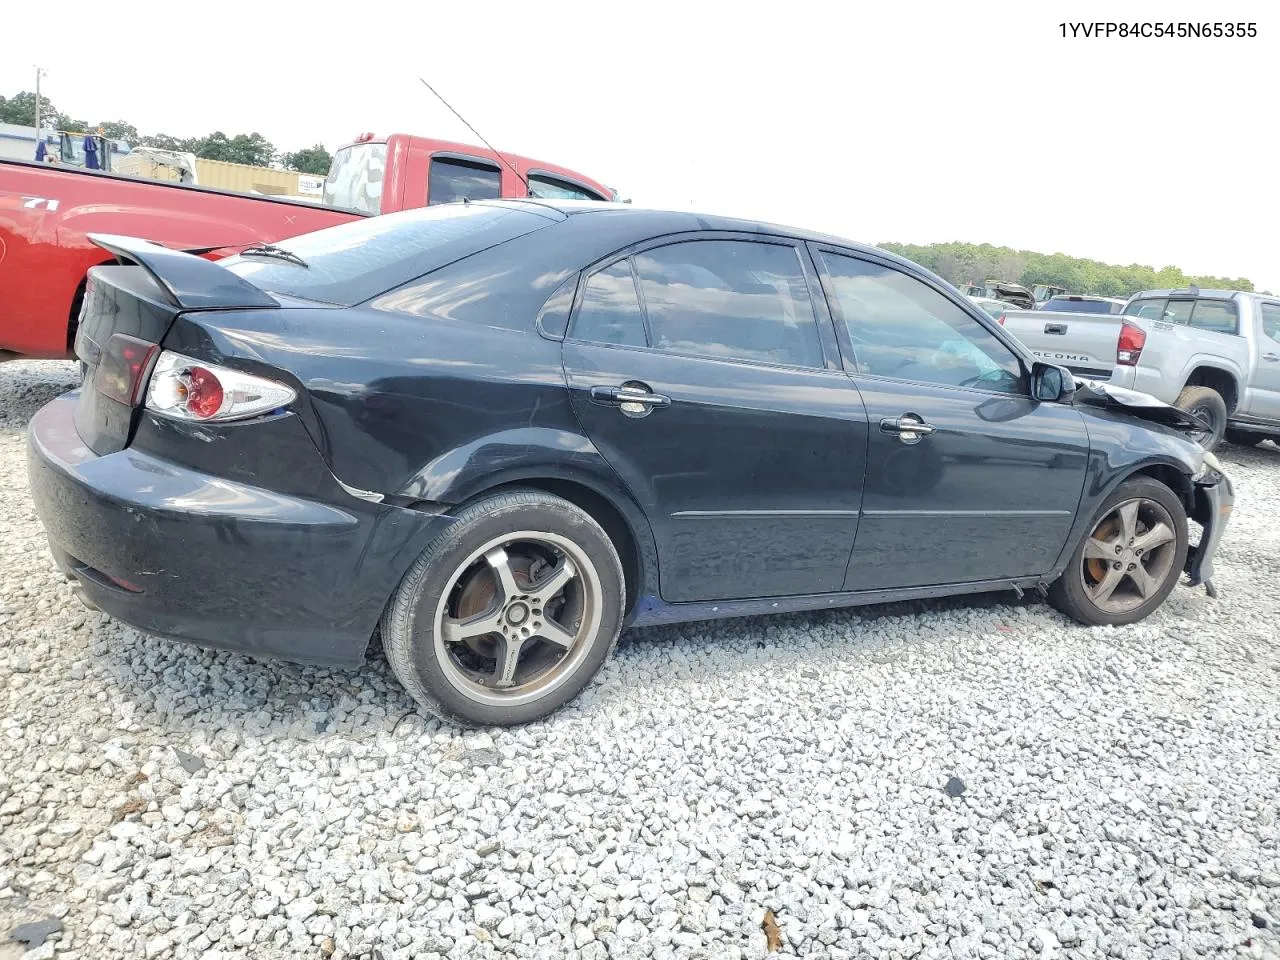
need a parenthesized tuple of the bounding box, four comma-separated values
(75, 579, 1055, 743)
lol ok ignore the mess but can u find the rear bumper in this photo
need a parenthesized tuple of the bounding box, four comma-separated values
(28, 393, 453, 666)
(1185, 470, 1233, 590)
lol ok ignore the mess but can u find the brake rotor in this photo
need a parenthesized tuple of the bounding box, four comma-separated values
(454, 554, 535, 657)
(1086, 516, 1120, 583)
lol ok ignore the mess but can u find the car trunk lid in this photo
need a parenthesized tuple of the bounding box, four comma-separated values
(73, 234, 279, 456)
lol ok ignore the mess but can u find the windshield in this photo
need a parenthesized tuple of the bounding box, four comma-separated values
(322, 142, 387, 215)
(220, 203, 554, 306)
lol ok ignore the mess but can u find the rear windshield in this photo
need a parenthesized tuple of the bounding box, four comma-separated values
(220, 203, 555, 306)
(1043, 297, 1118, 314)
(322, 142, 387, 215)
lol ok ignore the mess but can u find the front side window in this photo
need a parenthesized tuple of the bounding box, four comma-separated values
(429, 157, 502, 205)
(1261, 303, 1280, 343)
(821, 252, 1024, 394)
(528, 174, 604, 201)
(322, 142, 386, 215)
(571, 262, 647, 347)
(632, 241, 822, 367)
(1188, 299, 1238, 334)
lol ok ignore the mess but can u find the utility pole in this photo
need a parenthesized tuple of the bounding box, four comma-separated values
(34, 66, 47, 133)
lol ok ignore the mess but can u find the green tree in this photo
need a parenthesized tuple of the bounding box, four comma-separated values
(0, 91, 51, 126)
(282, 144, 332, 175)
(878, 241, 1256, 298)
(96, 121, 140, 141)
(139, 133, 196, 152)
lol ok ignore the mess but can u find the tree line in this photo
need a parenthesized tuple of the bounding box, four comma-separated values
(0, 90, 332, 175)
(878, 240, 1257, 297)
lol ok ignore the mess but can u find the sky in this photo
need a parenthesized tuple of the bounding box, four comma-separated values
(4, 0, 1277, 291)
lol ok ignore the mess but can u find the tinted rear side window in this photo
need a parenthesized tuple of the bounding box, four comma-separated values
(528, 174, 604, 201)
(1124, 299, 1165, 320)
(1189, 299, 1238, 334)
(221, 204, 553, 306)
(633, 240, 822, 367)
(1165, 300, 1195, 325)
(571, 262, 647, 347)
(429, 157, 502, 204)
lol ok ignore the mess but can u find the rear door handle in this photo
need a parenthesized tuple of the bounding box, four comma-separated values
(880, 414, 936, 443)
(589, 384, 671, 416)
(1264, 353, 1280, 362)
(1045, 323, 1067, 335)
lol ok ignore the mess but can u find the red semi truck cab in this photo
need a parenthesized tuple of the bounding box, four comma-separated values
(0, 133, 614, 359)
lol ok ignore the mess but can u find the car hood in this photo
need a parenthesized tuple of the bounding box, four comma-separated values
(1073, 378, 1209, 432)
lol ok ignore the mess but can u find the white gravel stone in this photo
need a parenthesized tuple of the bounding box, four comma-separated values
(2, 360, 1280, 959)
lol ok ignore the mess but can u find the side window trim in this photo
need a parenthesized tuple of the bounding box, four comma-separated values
(808, 243, 1029, 397)
(567, 231, 843, 372)
(627, 258, 654, 346)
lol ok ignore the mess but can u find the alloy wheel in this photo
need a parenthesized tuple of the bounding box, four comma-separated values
(1078, 498, 1179, 614)
(432, 531, 603, 707)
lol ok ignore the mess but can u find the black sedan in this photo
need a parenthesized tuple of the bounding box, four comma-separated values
(28, 201, 1232, 725)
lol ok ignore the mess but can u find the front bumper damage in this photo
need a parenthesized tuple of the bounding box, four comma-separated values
(1185, 468, 1233, 598)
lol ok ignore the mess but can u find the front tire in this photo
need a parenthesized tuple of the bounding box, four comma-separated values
(381, 488, 625, 727)
(1049, 477, 1189, 627)
(1173, 385, 1227, 451)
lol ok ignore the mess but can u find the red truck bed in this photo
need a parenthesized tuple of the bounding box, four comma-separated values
(1, 134, 613, 359)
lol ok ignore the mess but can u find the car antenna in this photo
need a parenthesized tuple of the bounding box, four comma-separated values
(417, 76, 535, 197)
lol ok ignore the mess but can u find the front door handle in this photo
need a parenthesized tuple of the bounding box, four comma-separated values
(589, 383, 672, 417)
(1264, 353, 1280, 362)
(880, 414, 936, 444)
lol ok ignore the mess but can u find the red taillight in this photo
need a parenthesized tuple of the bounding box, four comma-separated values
(185, 367, 225, 419)
(997, 310, 1006, 326)
(93, 334, 159, 407)
(1116, 322, 1147, 366)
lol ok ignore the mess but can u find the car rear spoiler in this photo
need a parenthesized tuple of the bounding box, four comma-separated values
(87, 233, 279, 311)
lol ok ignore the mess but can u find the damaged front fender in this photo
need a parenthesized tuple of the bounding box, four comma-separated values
(1073, 378, 1210, 433)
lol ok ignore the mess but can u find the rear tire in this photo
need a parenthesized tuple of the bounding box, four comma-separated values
(1049, 477, 1189, 627)
(1173, 385, 1227, 451)
(1225, 428, 1269, 448)
(381, 488, 624, 727)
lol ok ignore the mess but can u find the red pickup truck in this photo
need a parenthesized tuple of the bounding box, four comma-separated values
(0, 133, 614, 359)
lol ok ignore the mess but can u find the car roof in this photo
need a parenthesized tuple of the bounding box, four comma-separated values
(481, 198, 924, 271)
(1130, 288, 1253, 300)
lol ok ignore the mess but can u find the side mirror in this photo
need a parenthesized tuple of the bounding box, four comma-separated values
(1032, 362, 1076, 403)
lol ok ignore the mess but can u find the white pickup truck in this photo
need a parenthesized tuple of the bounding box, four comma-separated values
(1003, 287, 1280, 450)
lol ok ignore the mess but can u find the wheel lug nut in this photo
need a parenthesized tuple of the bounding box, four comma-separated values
(1113, 561, 1122, 570)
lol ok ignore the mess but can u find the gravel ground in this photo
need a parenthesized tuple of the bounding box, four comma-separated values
(1, 359, 1278, 960)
